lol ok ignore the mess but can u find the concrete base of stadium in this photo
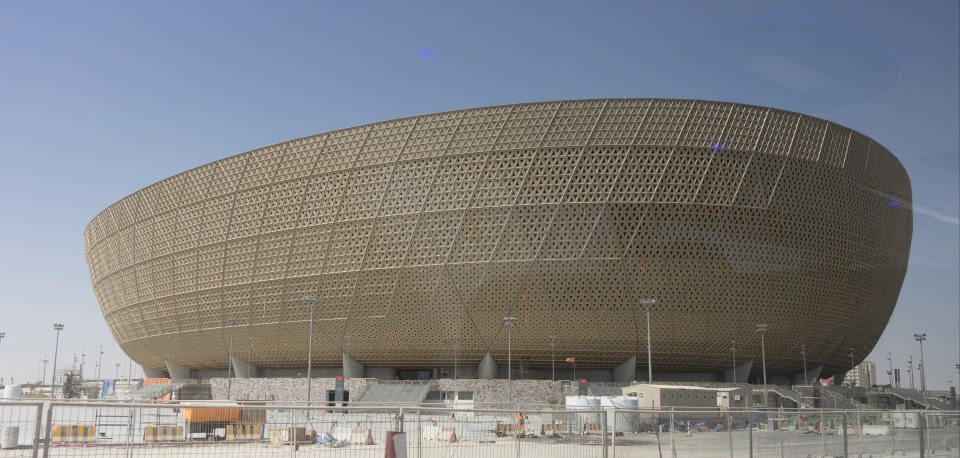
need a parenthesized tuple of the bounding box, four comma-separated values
(147, 362, 810, 386)
(203, 377, 836, 410)
(145, 357, 820, 387)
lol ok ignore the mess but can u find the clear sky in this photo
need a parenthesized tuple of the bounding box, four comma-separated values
(0, 2, 957, 390)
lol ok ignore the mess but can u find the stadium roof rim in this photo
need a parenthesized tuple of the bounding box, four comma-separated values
(84, 97, 894, 230)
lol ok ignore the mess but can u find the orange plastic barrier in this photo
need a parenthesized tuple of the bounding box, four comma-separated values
(181, 403, 241, 423)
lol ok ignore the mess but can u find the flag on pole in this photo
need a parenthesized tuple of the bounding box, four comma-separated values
(564, 357, 576, 363)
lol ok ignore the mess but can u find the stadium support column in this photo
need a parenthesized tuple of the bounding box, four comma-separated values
(478, 352, 497, 380)
(614, 354, 637, 384)
(726, 360, 753, 384)
(230, 356, 259, 378)
(165, 360, 190, 380)
(142, 366, 164, 378)
(343, 353, 365, 379)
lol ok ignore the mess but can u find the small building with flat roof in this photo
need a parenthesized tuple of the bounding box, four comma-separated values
(622, 384, 750, 410)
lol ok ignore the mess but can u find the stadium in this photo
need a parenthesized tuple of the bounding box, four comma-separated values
(83, 99, 912, 384)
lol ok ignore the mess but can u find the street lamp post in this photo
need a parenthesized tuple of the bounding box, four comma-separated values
(548, 336, 559, 382)
(41, 357, 48, 386)
(114, 363, 120, 380)
(914, 333, 927, 393)
(756, 324, 768, 407)
(730, 341, 736, 384)
(51, 324, 64, 390)
(801, 344, 808, 385)
(226, 317, 240, 399)
(640, 298, 657, 383)
(304, 295, 320, 404)
(503, 317, 518, 403)
(0, 332, 4, 384)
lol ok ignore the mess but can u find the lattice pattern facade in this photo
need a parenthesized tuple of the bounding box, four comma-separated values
(84, 99, 912, 378)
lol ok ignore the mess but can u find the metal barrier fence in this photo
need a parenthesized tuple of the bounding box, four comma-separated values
(0, 401, 956, 457)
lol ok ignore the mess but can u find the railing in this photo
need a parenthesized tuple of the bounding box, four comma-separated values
(0, 400, 956, 457)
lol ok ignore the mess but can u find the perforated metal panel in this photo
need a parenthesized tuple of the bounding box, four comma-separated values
(84, 99, 912, 378)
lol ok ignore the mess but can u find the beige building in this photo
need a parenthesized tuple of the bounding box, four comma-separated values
(622, 384, 750, 410)
(844, 361, 877, 387)
(84, 99, 912, 383)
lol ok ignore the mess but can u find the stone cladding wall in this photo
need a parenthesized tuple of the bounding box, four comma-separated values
(206, 377, 579, 407)
(208, 377, 372, 402)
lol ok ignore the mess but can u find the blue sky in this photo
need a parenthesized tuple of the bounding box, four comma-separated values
(0, 2, 957, 389)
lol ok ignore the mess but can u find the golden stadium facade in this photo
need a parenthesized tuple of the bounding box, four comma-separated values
(84, 99, 911, 382)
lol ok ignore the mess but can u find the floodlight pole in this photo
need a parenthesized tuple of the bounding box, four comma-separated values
(887, 353, 893, 385)
(549, 336, 557, 381)
(226, 317, 239, 400)
(908, 356, 914, 389)
(247, 337, 254, 378)
(96, 346, 104, 380)
(453, 335, 460, 381)
(41, 356, 48, 386)
(640, 298, 657, 383)
(503, 317, 517, 403)
(731, 341, 737, 384)
(914, 333, 927, 393)
(304, 295, 320, 404)
(79, 349, 86, 382)
(757, 324, 768, 407)
(801, 344, 808, 385)
(51, 324, 64, 390)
